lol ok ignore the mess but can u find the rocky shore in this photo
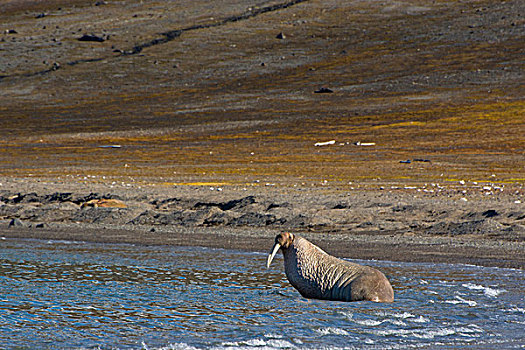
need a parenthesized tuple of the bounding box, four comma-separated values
(1, 178, 523, 269)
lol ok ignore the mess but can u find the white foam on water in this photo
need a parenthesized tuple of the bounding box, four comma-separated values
(244, 339, 267, 346)
(143, 343, 200, 350)
(342, 311, 391, 327)
(218, 337, 296, 349)
(392, 312, 416, 319)
(263, 333, 284, 339)
(414, 328, 457, 339)
(506, 307, 525, 313)
(46, 239, 84, 245)
(317, 327, 350, 336)
(374, 327, 457, 339)
(387, 319, 407, 326)
(353, 319, 384, 326)
(377, 311, 428, 324)
(445, 296, 477, 306)
(462, 283, 505, 297)
(455, 324, 484, 336)
(412, 316, 430, 323)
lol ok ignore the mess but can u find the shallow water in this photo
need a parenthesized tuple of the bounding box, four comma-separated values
(0, 239, 523, 349)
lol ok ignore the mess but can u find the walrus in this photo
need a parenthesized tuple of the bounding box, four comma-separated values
(267, 232, 394, 302)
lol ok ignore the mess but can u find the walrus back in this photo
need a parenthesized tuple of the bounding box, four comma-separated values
(283, 235, 393, 302)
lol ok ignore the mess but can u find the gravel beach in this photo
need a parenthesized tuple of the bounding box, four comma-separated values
(1, 178, 524, 269)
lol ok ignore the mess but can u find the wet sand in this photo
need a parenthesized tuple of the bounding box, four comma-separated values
(0, 0, 524, 268)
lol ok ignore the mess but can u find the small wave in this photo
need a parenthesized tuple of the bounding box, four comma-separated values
(374, 325, 483, 340)
(506, 307, 525, 313)
(387, 319, 407, 326)
(377, 311, 429, 324)
(219, 338, 296, 349)
(263, 333, 284, 339)
(374, 328, 452, 339)
(317, 327, 350, 336)
(392, 312, 416, 319)
(412, 316, 430, 323)
(462, 283, 505, 297)
(445, 296, 477, 306)
(141, 342, 200, 350)
(455, 324, 484, 336)
(353, 319, 384, 326)
(46, 239, 84, 245)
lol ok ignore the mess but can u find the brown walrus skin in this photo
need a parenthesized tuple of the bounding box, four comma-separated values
(267, 232, 394, 302)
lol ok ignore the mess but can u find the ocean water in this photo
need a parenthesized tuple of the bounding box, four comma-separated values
(0, 238, 523, 349)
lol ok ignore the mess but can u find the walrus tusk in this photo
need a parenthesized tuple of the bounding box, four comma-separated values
(267, 242, 281, 268)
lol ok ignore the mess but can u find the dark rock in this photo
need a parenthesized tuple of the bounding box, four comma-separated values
(365, 202, 392, 208)
(74, 193, 120, 204)
(392, 204, 415, 212)
(203, 210, 236, 226)
(314, 87, 333, 93)
(35, 223, 45, 228)
(284, 214, 311, 228)
(220, 196, 256, 211)
(0, 204, 22, 217)
(35, 13, 47, 18)
(428, 219, 504, 236)
(78, 34, 106, 42)
(130, 210, 195, 225)
(130, 210, 164, 225)
(230, 212, 277, 226)
(44, 192, 73, 203)
(267, 202, 291, 210)
(70, 207, 131, 224)
(182, 208, 221, 226)
(17, 202, 79, 222)
(132, 207, 223, 226)
(152, 197, 182, 210)
(5, 29, 17, 34)
(8, 218, 23, 228)
(275, 32, 286, 39)
(507, 212, 525, 220)
(194, 196, 256, 211)
(5, 193, 40, 204)
(482, 209, 499, 218)
(399, 160, 412, 164)
(357, 221, 374, 228)
(193, 201, 221, 210)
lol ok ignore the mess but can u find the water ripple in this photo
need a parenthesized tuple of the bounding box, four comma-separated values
(0, 238, 523, 349)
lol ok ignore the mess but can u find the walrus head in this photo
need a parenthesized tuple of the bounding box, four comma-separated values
(267, 232, 294, 268)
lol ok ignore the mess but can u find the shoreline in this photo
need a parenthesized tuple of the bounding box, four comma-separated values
(0, 178, 525, 269)
(0, 211, 525, 269)
(2, 225, 524, 269)
(1, 178, 523, 270)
